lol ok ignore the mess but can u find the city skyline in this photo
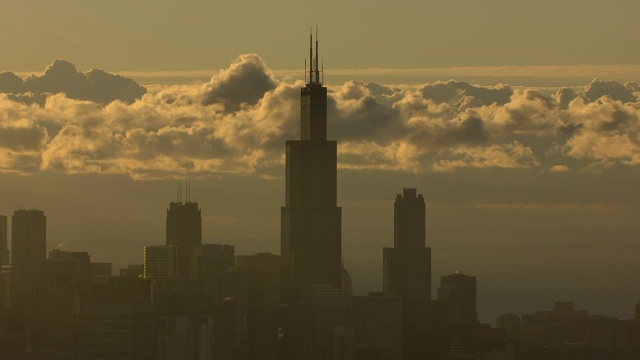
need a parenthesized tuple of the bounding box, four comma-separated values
(1, 3, 640, 327)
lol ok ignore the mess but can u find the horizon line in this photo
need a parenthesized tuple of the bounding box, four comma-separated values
(10, 64, 640, 81)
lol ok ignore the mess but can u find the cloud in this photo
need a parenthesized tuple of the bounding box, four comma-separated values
(584, 79, 636, 103)
(1, 54, 640, 179)
(202, 54, 277, 111)
(418, 80, 512, 106)
(0, 60, 146, 104)
(433, 141, 539, 172)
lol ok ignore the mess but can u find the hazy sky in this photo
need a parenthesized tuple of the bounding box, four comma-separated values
(1, 0, 640, 323)
(2, 0, 640, 71)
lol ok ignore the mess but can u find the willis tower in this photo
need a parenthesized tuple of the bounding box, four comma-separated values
(281, 33, 341, 303)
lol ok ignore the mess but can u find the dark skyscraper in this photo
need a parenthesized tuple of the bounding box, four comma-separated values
(166, 184, 202, 278)
(383, 188, 431, 300)
(281, 33, 342, 302)
(383, 188, 432, 360)
(10, 209, 46, 312)
(0, 215, 8, 266)
(438, 272, 477, 332)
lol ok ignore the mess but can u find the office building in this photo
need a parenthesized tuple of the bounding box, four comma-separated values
(383, 188, 431, 300)
(352, 293, 403, 360)
(144, 245, 176, 280)
(166, 187, 202, 278)
(281, 33, 342, 303)
(10, 209, 46, 313)
(199, 244, 235, 276)
(438, 272, 477, 332)
(0, 215, 8, 265)
(48, 249, 91, 283)
(301, 285, 350, 360)
(382, 188, 432, 360)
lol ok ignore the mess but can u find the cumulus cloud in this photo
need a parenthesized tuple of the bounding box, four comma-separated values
(433, 142, 539, 172)
(584, 79, 636, 103)
(1, 54, 640, 179)
(418, 80, 512, 106)
(202, 54, 277, 111)
(0, 60, 147, 104)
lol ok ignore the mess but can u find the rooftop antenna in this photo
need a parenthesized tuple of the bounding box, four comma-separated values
(187, 176, 191, 203)
(322, 58, 324, 84)
(304, 58, 307, 84)
(309, 30, 313, 83)
(315, 25, 320, 84)
(179, 178, 182, 203)
(176, 178, 179, 203)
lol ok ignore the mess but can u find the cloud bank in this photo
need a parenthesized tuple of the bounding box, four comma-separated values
(1, 56, 639, 179)
(0, 60, 147, 104)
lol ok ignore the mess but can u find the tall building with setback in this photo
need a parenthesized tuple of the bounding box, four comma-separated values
(383, 188, 431, 300)
(166, 191, 202, 278)
(0, 215, 8, 265)
(383, 188, 432, 360)
(10, 209, 46, 312)
(281, 33, 341, 303)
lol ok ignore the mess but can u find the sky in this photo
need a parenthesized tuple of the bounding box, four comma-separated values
(1, 0, 640, 323)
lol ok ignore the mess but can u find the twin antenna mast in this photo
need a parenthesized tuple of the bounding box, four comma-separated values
(305, 26, 323, 85)
(176, 177, 192, 203)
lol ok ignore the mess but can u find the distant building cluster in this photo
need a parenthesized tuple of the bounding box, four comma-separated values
(1, 36, 640, 360)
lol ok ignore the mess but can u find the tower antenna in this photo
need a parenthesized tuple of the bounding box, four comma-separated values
(309, 30, 313, 83)
(315, 25, 319, 84)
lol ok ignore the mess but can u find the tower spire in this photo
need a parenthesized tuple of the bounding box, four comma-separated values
(315, 25, 320, 84)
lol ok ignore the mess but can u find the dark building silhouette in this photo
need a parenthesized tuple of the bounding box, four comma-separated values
(383, 188, 432, 360)
(280, 33, 341, 302)
(166, 186, 202, 278)
(10, 209, 46, 315)
(383, 188, 431, 300)
(438, 272, 477, 332)
(48, 249, 91, 284)
(353, 293, 403, 360)
(0, 215, 8, 266)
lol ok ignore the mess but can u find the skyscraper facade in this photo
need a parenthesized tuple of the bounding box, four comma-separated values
(438, 272, 477, 332)
(383, 188, 431, 300)
(10, 209, 47, 312)
(0, 215, 8, 265)
(144, 245, 176, 280)
(383, 188, 432, 360)
(281, 33, 341, 302)
(166, 200, 201, 278)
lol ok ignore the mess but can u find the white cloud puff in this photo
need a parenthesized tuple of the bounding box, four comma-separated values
(1, 56, 640, 179)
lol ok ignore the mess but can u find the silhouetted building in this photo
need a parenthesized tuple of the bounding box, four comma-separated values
(438, 272, 478, 332)
(0, 215, 8, 265)
(199, 244, 235, 276)
(237, 253, 281, 360)
(120, 264, 144, 278)
(383, 188, 432, 360)
(166, 194, 202, 278)
(10, 209, 46, 316)
(353, 293, 403, 360)
(301, 284, 351, 360)
(90, 262, 112, 283)
(280, 33, 342, 303)
(144, 245, 176, 280)
(48, 248, 91, 283)
(383, 188, 431, 300)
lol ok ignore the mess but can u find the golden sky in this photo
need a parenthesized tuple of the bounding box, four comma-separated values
(1, 0, 640, 322)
